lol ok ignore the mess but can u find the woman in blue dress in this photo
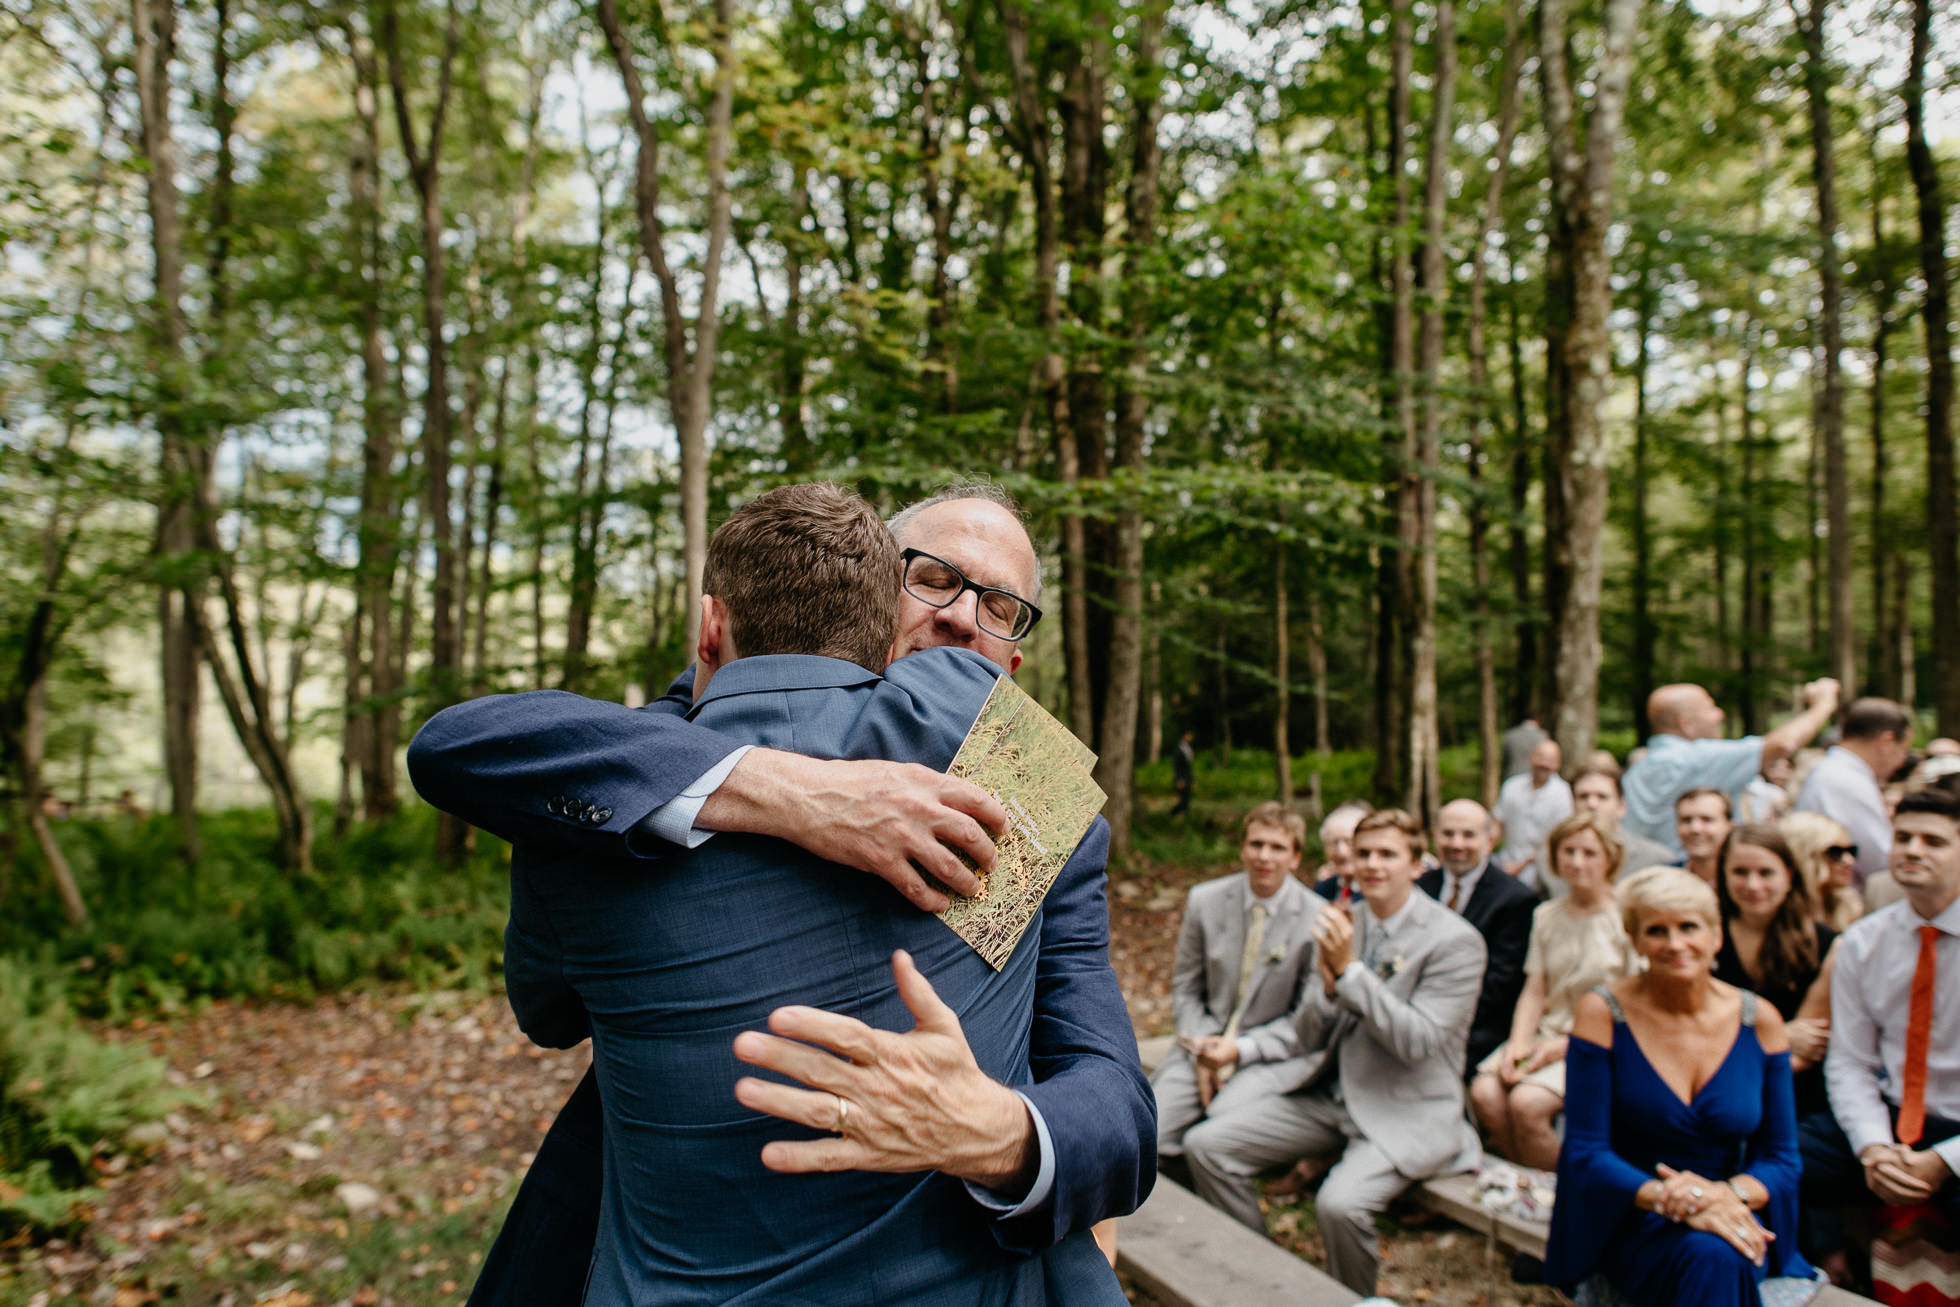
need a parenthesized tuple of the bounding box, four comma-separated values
(1545, 866, 1814, 1305)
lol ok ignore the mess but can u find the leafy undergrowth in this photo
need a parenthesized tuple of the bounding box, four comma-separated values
(0, 991, 587, 1307)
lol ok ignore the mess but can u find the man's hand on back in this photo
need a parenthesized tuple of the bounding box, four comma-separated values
(731, 950, 1038, 1194)
(698, 750, 1007, 911)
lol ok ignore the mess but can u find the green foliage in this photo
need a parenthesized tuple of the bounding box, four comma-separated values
(0, 957, 181, 1234)
(0, 808, 509, 1019)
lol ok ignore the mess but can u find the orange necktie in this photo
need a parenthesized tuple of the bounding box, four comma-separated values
(1898, 925, 1942, 1147)
(1446, 878, 1461, 912)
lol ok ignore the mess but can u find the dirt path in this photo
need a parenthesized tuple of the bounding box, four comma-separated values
(1, 868, 1558, 1306)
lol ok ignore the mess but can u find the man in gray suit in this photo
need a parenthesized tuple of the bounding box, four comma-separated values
(1153, 802, 1324, 1171)
(1183, 809, 1487, 1298)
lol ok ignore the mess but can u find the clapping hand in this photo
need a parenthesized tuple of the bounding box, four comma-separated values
(1312, 905, 1355, 995)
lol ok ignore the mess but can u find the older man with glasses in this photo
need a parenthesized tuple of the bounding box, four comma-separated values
(410, 480, 1153, 1306)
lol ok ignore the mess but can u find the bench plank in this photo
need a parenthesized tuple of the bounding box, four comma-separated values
(1117, 1176, 1361, 1307)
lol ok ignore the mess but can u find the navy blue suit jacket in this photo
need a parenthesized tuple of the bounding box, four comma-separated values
(408, 649, 1153, 1303)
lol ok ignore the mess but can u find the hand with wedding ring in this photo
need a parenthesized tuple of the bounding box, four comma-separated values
(1651, 1163, 1715, 1221)
(732, 950, 1037, 1192)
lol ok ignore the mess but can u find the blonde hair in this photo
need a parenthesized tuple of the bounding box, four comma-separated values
(1544, 810, 1625, 883)
(1618, 865, 1720, 939)
(1779, 811, 1865, 930)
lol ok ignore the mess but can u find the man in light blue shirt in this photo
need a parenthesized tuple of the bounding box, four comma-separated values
(1795, 697, 1913, 888)
(1623, 678, 1840, 857)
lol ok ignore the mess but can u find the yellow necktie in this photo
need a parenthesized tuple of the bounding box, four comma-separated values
(1216, 902, 1268, 1083)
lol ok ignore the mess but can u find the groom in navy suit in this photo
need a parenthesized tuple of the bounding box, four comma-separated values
(411, 482, 1152, 1301)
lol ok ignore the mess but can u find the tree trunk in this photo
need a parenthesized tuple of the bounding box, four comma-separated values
(1869, 128, 1896, 698)
(340, 17, 401, 819)
(132, 0, 202, 863)
(1797, 0, 1854, 690)
(381, 0, 463, 725)
(1373, 0, 1415, 805)
(1275, 530, 1292, 803)
(1465, 0, 1522, 806)
(1506, 264, 1538, 720)
(1406, 0, 1455, 828)
(1538, 0, 1641, 767)
(1632, 255, 1658, 738)
(1905, 0, 1959, 730)
(1307, 588, 1330, 757)
(596, 0, 736, 662)
(1739, 313, 1762, 733)
(1096, 1, 1163, 857)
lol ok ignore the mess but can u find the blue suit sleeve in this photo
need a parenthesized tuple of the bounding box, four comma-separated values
(503, 860, 588, 1049)
(993, 818, 1157, 1252)
(406, 678, 739, 856)
(1545, 1036, 1649, 1286)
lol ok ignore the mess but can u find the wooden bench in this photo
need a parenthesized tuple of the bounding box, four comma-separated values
(1117, 1175, 1361, 1307)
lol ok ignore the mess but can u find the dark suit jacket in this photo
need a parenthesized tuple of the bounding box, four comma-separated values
(408, 649, 1152, 1304)
(1416, 860, 1535, 1073)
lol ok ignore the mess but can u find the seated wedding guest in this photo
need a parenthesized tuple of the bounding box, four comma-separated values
(1495, 740, 1573, 889)
(1802, 783, 1960, 1282)
(1184, 809, 1485, 1298)
(1154, 804, 1323, 1177)
(1678, 787, 1734, 887)
(1741, 755, 1796, 824)
(1545, 867, 1812, 1303)
(1713, 826, 1837, 1120)
(1780, 811, 1866, 931)
(1420, 799, 1537, 1076)
(1470, 812, 1641, 1171)
(1312, 800, 1373, 902)
(1794, 697, 1913, 889)
(1571, 766, 1675, 883)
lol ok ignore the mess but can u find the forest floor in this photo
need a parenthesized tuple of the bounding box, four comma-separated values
(0, 844, 1560, 1307)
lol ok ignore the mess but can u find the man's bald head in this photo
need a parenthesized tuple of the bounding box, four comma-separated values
(1435, 799, 1495, 875)
(1649, 683, 1725, 741)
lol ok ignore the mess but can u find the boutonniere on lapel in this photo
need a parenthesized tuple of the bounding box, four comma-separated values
(1265, 946, 1287, 965)
(1376, 955, 1405, 980)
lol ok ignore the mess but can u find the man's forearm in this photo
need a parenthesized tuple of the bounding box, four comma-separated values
(952, 1083, 1040, 1193)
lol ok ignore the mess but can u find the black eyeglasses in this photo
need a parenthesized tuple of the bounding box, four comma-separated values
(1825, 844, 1859, 861)
(900, 548, 1042, 641)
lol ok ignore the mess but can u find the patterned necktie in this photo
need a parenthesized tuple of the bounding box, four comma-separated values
(1898, 925, 1941, 1146)
(1446, 877, 1462, 912)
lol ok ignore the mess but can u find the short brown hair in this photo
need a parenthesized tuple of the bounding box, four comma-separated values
(701, 482, 901, 671)
(1675, 786, 1733, 819)
(1241, 801, 1307, 853)
(1544, 810, 1625, 882)
(1354, 808, 1425, 858)
(1572, 766, 1623, 797)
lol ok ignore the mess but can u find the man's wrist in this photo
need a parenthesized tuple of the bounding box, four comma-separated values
(696, 748, 802, 839)
(950, 1080, 1038, 1192)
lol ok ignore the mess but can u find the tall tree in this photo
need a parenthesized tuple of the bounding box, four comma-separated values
(131, 0, 204, 861)
(1096, 0, 1165, 856)
(596, 0, 738, 659)
(1903, 0, 1958, 730)
(1538, 0, 1641, 766)
(1406, 0, 1456, 827)
(1796, 0, 1853, 691)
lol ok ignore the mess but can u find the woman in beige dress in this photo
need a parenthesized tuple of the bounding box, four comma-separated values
(1471, 811, 1643, 1170)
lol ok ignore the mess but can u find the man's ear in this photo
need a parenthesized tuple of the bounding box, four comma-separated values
(697, 595, 734, 680)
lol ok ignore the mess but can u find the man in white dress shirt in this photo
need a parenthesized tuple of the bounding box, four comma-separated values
(1493, 740, 1572, 888)
(1803, 782, 1960, 1280)
(1795, 697, 1914, 889)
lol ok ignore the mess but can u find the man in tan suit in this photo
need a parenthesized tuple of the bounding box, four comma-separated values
(1183, 809, 1487, 1297)
(1153, 803, 1325, 1175)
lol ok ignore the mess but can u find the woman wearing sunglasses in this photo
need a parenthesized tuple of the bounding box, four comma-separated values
(1779, 811, 1866, 931)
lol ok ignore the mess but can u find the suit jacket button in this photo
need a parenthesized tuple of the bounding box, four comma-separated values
(569, 799, 590, 819)
(591, 807, 613, 824)
(546, 795, 564, 815)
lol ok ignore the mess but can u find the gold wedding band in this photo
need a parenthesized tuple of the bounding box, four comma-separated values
(835, 1094, 850, 1133)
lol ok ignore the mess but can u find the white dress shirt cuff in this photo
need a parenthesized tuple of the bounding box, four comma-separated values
(640, 745, 755, 849)
(964, 1092, 1056, 1217)
(1932, 1135, 1960, 1179)
(1842, 1112, 1896, 1162)
(1236, 1037, 1261, 1066)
